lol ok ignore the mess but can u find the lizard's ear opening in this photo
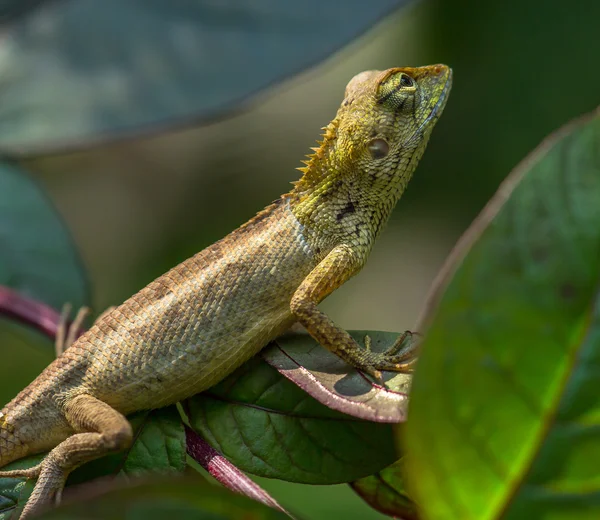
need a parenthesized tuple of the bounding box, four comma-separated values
(376, 72, 416, 110)
(368, 138, 390, 160)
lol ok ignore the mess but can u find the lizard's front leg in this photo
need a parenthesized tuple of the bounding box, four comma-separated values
(290, 244, 417, 379)
(19, 394, 132, 519)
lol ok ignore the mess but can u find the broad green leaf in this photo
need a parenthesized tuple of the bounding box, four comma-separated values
(405, 110, 600, 519)
(351, 457, 417, 520)
(263, 330, 412, 422)
(121, 407, 186, 476)
(0, 0, 411, 155)
(186, 356, 396, 484)
(40, 476, 289, 520)
(0, 162, 88, 310)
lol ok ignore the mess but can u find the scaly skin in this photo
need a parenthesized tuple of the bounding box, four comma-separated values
(0, 64, 451, 518)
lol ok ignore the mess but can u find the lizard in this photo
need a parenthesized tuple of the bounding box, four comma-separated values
(0, 64, 451, 518)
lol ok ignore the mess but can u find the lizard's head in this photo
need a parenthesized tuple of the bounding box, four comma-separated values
(292, 65, 451, 237)
(344, 64, 452, 162)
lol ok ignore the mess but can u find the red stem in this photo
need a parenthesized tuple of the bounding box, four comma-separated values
(185, 426, 292, 517)
(0, 285, 64, 340)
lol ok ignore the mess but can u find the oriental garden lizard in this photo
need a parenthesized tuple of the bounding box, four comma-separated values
(0, 64, 451, 518)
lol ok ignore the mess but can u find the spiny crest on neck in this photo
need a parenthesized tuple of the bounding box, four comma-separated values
(290, 118, 340, 195)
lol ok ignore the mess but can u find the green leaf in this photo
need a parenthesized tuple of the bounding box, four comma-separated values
(351, 457, 418, 520)
(0, 0, 412, 156)
(0, 162, 88, 310)
(40, 475, 289, 520)
(263, 330, 412, 422)
(121, 407, 186, 476)
(405, 110, 600, 519)
(186, 356, 396, 484)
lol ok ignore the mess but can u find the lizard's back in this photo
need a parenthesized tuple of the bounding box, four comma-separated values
(1, 199, 316, 456)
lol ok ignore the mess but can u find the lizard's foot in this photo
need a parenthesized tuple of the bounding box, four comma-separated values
(359, 331, 420, 380)
(19, 458, 67, 519)
(56, 304, 90, 357)
(0, 462, 63, 519)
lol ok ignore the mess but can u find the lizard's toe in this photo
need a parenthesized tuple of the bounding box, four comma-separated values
(0, 462, 42, 479)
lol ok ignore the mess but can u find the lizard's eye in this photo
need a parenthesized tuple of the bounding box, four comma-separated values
(377, 71, 417, 109)
(368, 138, 389, 160)
(400, 74, 415, 88)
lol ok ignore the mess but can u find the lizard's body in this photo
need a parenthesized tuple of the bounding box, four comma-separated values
(0, 65, 451, 518)
(2, 202, 312, 462)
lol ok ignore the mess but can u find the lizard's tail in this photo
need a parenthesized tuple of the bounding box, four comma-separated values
(0, 410, 29, 470)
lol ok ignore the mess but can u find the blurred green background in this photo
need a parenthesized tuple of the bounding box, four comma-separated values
(2, 0, 600, 518)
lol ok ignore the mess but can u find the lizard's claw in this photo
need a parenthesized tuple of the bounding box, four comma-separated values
(385, 330, 420, 358)
(359, 364, 384, 383)
(364, 334, 373, 352)
(359, 330, 420, 377)
(55, 303, 72, 357)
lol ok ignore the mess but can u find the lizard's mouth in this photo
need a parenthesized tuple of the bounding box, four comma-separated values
(407, 68, 452, 145)
(430, 69, 452, 118)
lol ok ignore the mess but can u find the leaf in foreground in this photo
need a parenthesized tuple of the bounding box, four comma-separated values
(263, 330, 412, 423)
(351, 457, 418, 520)
(40, 476, 288, 520)
(405, 110, 600, 519)
(186, 356, 396, 484)
(0, 0, 412, 155)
